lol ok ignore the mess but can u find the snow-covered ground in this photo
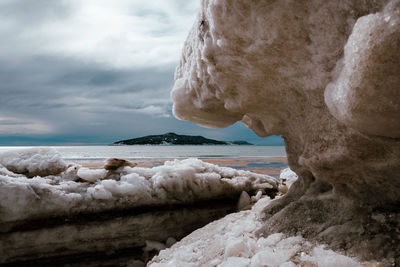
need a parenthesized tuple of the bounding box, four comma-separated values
(149, 196, 370, 267)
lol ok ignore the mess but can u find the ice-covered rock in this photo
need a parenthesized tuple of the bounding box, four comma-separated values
(171, 0, 400, 264)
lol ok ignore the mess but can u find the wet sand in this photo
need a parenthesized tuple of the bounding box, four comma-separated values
(80, 157, 288, 177)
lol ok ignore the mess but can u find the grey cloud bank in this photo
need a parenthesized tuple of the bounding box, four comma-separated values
(0, 0, 283, 146)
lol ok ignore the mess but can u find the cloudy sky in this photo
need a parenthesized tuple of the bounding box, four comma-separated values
(0, 0, 283, 146)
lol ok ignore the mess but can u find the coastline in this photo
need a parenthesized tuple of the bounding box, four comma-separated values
(79, 157, 288, 177)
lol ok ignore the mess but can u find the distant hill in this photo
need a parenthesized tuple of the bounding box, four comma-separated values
(113, 132, 253, 145)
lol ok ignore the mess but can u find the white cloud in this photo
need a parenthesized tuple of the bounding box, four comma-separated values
(0, 0, 199, 69)
(135, 105, 171, 117)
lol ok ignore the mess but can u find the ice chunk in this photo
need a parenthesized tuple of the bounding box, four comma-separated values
(224, 239, 252, 259)
(250, 248, 293, 267)
(77, 168, 107, 182)
(0, 148, 67, 177)
(251, 190, 263, 202)
(62, 164, 81, 181)
(279, 168, 298, 189)
(237, 191, 251, 211)
(87, 184, 112, 199)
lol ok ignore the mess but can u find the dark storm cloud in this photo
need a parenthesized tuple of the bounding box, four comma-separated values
(0, 54, 174, 120)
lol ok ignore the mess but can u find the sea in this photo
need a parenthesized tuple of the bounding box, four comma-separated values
(0, 145, 286, 161)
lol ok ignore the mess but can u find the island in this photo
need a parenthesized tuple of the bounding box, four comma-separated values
(113, 132, 253, 145)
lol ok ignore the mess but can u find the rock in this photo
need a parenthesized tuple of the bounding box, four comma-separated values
(171, 0, 400, 264)
(104, 158, 137, 171)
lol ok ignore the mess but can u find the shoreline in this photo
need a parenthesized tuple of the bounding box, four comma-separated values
(78, 157, 288, 177)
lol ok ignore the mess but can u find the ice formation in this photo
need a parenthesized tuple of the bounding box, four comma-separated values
(325, 1, 400, 138)
(0, 148, 281, 264)
(0, 150, 278, 224)
(0, 148, 67, 177)
(149, 196, 366, 267)
(171, 0, 400, 265)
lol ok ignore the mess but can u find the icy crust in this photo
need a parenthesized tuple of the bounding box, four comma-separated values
(0, 150, 279, 223)
(325, 0, 400, 138)
(149, 197, 364, 267)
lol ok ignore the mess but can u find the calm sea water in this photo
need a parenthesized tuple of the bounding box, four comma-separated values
(0, 145, 286, 161)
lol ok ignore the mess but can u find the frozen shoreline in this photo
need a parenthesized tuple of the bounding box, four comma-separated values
(0, 147, 283, 264)
(0, 147, 382, 266)
(0, 148, 280, 223)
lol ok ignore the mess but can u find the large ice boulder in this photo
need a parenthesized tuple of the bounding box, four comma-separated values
(171, 0, 400, 264)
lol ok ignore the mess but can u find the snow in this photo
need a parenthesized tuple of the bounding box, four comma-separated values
(149, 196, 365, 267)
(0, 149, 279, 223)
(77, 168, 107, 182)
(279, 168, 297, 189)
(301, 247, 361, 267)
(0, 148, 67, 177)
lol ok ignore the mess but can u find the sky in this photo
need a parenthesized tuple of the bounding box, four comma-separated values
(0, 0, 283, 146)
